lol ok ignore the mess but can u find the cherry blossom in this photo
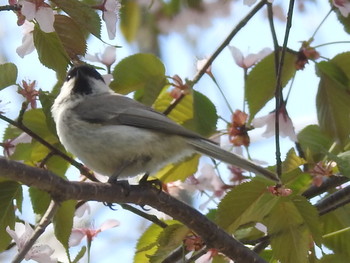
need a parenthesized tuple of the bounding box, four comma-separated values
(93, 0, 121, 40)
(333, 0, 350, 17)
(252, 106, 297, 142)
(85, 46, 117, 67)
(17, 80, 39, 108)
(196, 58, 213, 77)
(229, 46, 272, 69)
(20, 0, 55, 33)
(6, 222, 57, 263)
(69, 219, 119, 247)
(16, 21, 35, 58)
(2, 133, 32, 157)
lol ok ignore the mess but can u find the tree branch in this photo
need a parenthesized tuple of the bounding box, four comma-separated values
(0, 157, 266, 263)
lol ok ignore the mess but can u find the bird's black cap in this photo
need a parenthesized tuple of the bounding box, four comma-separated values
(66, 65, 105, 95)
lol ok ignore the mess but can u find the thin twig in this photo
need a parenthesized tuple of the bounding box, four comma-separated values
(274, 0, 295, 177)
(120, 204, 168, 228)
(0, 4, 21, 11)
(191, 0, 267, 86)
(12, 200, 60, 263)
(0, 113, 98, 182)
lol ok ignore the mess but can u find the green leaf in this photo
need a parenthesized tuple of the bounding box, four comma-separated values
(120, 0, 140, 42)
(316, 56, 350, 147)
(216, 179, 278, 233)
(29, 188, 51, 215)
(292, 195, 322, 245)
(150, 224, 189, 263)
(39, 91, 57, 136)
(336, 151, 350, 178)
(265, 197, 310, 263)
(10, 143, 33, 161)
(54, 15, 87, 59)
(0, 182, 22, 251)
(2, 124, 22, 141)
(282, 148, 306, 173)
(72, 246, 87, 263)
(183, 91, 218, 137)
(135, 223, 165, 262)
(110, 53, 167, 106)
(321, 204, 350, 257)
(0, 63, 17, 90)
(22, 109, 57, 141)
(33, 24, 69, 79)
(51, 0, 101, 38)
(282, 169, 312, 195)
(246, 50, 297, 121)
(297, 124, 334, 162)
(153, 89, 193, 124)
(53, 200, 76, 249)
(155, 154, 200, 183)
(319, 253, 350, 263)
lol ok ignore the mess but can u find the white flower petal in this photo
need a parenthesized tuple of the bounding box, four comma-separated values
(35, 7, 55, 33)
(21, 1, 36, 20)
(229, 46, 244, 68)
(103, 11, 118, 40)
(244, 0, 257, 7)
(16, 31, 35, 58)
(69, 229, 86, 247)
(101, 46, 116, 66)
(99, 219, 120, 232)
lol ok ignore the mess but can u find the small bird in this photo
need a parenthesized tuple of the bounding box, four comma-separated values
(51, 65, 279, 183)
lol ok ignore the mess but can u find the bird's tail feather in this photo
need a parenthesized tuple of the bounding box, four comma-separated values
(187, 139, 280, 182)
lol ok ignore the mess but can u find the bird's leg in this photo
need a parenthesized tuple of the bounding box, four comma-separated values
(139, 173, 163, 193)
(105, 162, 133, 209)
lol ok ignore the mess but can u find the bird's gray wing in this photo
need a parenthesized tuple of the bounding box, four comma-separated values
(73, 93, 209, 140)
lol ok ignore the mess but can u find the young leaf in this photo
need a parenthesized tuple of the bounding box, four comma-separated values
(153, 89, 194, 124)
(33, 25, 69, 79)
(183, 91, 218, 137)
(0, 182, 22, 251)
(54, 15, 87, 59)
(337, 151, 350, 178)
(282, 148, 306, 173)
(150, 224, 189, 263)
(0, 63, 17, 90)
(53, 200, 76, 249)
(155, 154, 200, 183)
(316, 55, 350, 147)
(297, 124, 334, 162)
(120, 0, 140, 42)
(246, 50, 297, 122)
(321, 204, 350, 257)
(29, 188, 51, 216)
(216, 179, 278, 233)
(110, 53, 167, 106)
(51, 0, 101, 38)
(135, 223, 165, 262)
(265, 197, 310, 263)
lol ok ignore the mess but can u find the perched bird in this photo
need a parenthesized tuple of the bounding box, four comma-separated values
(51, 65, 279, 183)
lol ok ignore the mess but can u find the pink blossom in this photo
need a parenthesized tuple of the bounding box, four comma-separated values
(196, 58, 212, 76)
(6, 222, 57, 263)
(3, 132, 32, 157)
(21, 0, 55, 33)
(85, 46, 117, 67)
(252, 109, 297, 142)
(333, 0, 350, 17)
(229, 46, 272, 69)
(101, 0, 121, 40)
(16, 21, 35, 58)
(69, 219, 119, 247)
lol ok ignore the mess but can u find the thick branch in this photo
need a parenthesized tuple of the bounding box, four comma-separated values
(0, 157, 266, 263)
